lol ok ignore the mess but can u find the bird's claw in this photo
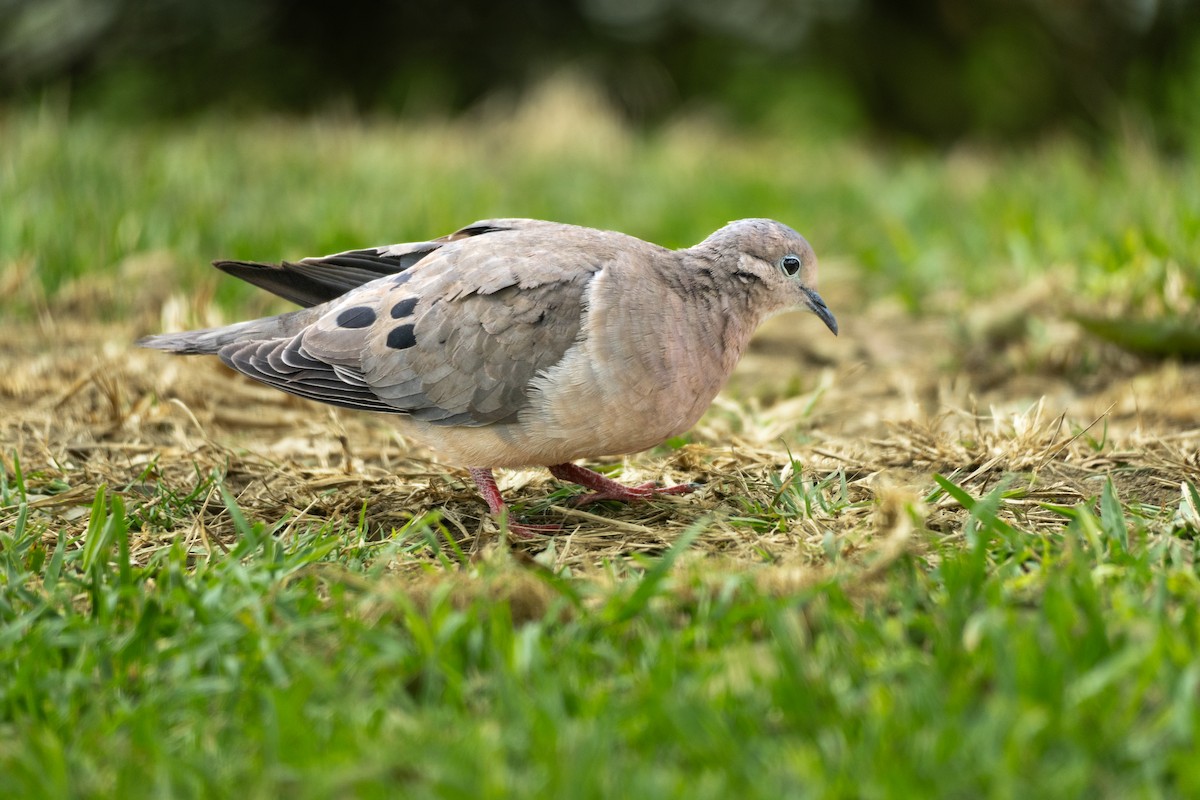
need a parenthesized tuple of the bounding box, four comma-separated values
(569, 481, 698, 507)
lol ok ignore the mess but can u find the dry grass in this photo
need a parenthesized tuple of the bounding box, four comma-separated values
(3, 267, 1198, 583)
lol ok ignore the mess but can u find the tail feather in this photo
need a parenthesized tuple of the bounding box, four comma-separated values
(136, 307, 320, 355)
(214, 258, 402, 308)
(213, 260, 332, 308)
(214, 243, 441, 308)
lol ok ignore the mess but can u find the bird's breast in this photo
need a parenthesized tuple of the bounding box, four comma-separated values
(509, 272, 750, 463)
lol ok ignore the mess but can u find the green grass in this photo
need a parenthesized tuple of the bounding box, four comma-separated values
(3, 107, 1197, 315)
(3, 474, 1199, 798)
(3, 103, 1200, 797)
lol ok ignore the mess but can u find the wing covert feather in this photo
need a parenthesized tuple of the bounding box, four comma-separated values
(287, 224, 613, 426)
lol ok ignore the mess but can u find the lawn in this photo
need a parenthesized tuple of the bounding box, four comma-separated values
(2, 90, 1199, 798)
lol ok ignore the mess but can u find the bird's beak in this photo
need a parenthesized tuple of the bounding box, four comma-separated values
(804, 287, 838, 335)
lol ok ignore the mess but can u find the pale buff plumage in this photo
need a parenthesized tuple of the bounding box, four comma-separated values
(140, 218, 837, 523)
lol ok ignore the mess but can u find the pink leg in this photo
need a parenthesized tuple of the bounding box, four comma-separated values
(547, 463, 698, 507)
(468, 467, 507, 516)
(468, 467, 559, 535)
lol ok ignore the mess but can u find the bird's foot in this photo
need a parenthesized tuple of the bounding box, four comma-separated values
(468, 467, 561, 537)
(547, 463, 698, 507)
(504, 520, 563, 538)
(568, 481, 697, 507)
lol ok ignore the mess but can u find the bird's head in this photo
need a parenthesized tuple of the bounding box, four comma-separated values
(697, 218, 837, 336)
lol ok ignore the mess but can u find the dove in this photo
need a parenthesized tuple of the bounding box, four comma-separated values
(139, 218, 837, 528)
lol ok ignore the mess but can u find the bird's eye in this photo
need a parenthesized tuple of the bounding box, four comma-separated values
(781, 255, 802, 276)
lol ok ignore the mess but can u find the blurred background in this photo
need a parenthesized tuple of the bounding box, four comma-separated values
(3, 0, 1200, 147)
(2, 0, 1198, 359)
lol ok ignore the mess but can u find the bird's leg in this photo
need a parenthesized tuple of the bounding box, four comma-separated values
(468, 467, 508, 516)
(547, 463, 697, 507)
(467, 467, 560, 535)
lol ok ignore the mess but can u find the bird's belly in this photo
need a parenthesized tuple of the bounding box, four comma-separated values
(397, 348, 721, 468)
(398, 409, 691, 469)
(511, 342, 722, 466)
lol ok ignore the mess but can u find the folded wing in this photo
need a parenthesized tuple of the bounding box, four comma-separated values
(210, 220, 600, 426)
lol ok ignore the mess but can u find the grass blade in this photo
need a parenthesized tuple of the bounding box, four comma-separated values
(607, 518, 705, 623)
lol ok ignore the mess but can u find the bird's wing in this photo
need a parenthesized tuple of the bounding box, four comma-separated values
(216, 223, 612, 426)
(211, 218, 560, 308)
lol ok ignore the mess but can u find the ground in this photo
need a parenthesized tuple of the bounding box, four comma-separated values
(2, 107, 1199, 797)
(4, 268, 1197, 572)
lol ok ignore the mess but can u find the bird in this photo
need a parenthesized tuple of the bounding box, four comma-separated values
(139, 218, 838, 530)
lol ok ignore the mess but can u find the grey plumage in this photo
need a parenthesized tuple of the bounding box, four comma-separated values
(140, 217, 837, 522)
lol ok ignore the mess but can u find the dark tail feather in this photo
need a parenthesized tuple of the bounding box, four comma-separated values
(212, 260, 361, 308)
(215, 245, 442, 308)
(212, 224, 531, 308)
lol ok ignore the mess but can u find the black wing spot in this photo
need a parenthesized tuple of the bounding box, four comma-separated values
(386, 324, 417, 350)
(336, 306, 377, 329)
(390, 297, 419, 319)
